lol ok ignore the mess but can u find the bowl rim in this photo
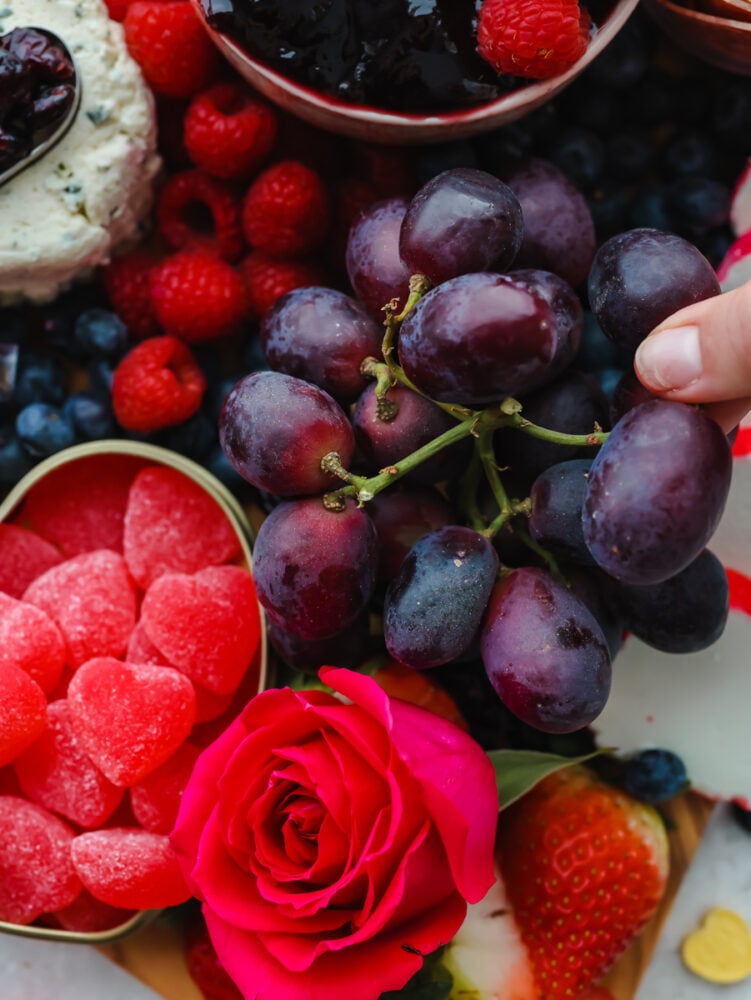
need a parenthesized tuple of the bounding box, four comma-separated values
(645, 0, 751, 27)
(0, 439, 266, 945)
(193, 0, 641, 127)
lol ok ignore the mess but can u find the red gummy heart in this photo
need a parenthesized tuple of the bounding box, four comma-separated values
(0, 795, 81, 924)
(67, 658, 196, 787)
(21, 454, 147, 557)
(140, 565, 261, 695)
(130, 741, 202, 834)
(0, 524, 62, 599)
(23, 550, 138, 668)
(71, 828, 191, 909)
(123, 465, 242, 589)
(0, 592, 66, 694)
(15, 700, 124, 829)
(0, 664, 47, 767)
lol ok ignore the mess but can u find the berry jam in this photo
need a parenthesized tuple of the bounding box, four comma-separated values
(0, 28, 77, 174)
(201, 0, 615, 114)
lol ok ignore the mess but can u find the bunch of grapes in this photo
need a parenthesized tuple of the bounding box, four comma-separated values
(219, 166, 733, 736)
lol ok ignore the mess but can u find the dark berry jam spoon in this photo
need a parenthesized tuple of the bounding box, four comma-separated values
(0, 27, 81, 188)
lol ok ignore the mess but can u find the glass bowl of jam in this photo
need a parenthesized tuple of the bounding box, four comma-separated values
(191, 0, 640, 143)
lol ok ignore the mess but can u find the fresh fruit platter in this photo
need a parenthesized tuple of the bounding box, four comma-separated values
(2, 0, 751, 998)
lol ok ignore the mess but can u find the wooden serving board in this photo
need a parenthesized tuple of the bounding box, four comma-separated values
(99, 792, 716, 1000)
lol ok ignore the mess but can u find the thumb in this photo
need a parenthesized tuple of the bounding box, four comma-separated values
(634, 280, 751, 404)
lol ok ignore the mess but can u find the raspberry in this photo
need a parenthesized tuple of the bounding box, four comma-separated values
(242, 160, 330, 257)
(238, 251, 326, 320)
(123, 1, 218, 99)
(103, 251, 161, 341)
(184, 83, 278, 180)
(112, 336, 206, 432)
(477, 0, 591, 80)
(156, 171, 245, 262)
(150, 250, 248, 343)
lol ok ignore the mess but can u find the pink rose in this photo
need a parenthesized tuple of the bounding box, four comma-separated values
(171, 667, 497, 1000)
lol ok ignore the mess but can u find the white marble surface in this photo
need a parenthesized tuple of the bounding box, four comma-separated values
(0, 933, 161, 1000)
(637, 804, 751, 999)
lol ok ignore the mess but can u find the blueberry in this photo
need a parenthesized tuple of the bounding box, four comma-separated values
(156, 410, 216, 461)
(586, 19, 650, 91)
(561, 85, 620, 135)
(605, 128, 653, 182)
(0, 425, 35, 484)
(629, 185, 671, 232)
(207, 373, 245, 424)
(593, 365, 625, 400)
(575, 311, 620, 372)
(87, 358, 116, 398)
(665, 175, 731, 238)
(63, 392, 115, 440)
(415, 140, 477, 186)
(732, 802, 751, 834)
(205, 444, 250, 496)
(16, 402, 76, 457)
(663, 128, 719, 180)
(74, 308, 128, 359)
(622, 749, 689, 804)
(548, 127, 605, 191)
(629, 72, 681, 128)
(242, 336, 270, 373)
(713, 79, 751, 153)
(14, 351, 66, 407)
(587, 179, 632, 239)
(698, 227, 735, 270)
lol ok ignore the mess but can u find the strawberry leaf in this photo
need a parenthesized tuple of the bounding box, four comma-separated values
(489, 747, 614, 811)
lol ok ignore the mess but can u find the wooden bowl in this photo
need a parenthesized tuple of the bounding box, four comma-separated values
(699, 0, 751, 22)
(643, 0, 751, 74)
(191, 0, 640, 145)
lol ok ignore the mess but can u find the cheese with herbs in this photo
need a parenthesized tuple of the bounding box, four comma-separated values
(0, 0, 161, 303)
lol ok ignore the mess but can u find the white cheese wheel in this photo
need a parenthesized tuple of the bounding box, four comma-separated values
(0, 0, 161, 303)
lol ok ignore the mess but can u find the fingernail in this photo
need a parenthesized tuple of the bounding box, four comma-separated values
(635, 325, 702, 391)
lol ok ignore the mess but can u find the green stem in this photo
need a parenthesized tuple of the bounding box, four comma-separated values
(512, 521, 566, 585)
(323, 414, 479, 511)
(477, 430, 514, 528)
(506, 411, 609, 447)
(456, 447, 485, 533)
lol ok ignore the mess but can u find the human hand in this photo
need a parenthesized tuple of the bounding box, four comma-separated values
(634, 279, 751, 433)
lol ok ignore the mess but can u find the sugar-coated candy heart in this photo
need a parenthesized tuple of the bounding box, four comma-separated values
(71, 828, 191, 909)
(130, 742, 201, 834)
(67, 658, 196, 786)
(0, 765, 22, 796)
(0, 664, 47, 767)
(21, 454, 147, 557)
(0, 592, 66, 694)
(140, 565, 261, 695)
(15, 700, 124, 829)
(23, 550, 138, 667)
(126, 622, 170, 666)
(54, 888, 136, 933)
(190, 646, 264, 749)
(0, 796, 81, 924)
(0, 524, 63, 599)
(123, 466, 241, 589)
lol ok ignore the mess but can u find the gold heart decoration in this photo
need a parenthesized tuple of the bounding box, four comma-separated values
(682, 907, 751, 984)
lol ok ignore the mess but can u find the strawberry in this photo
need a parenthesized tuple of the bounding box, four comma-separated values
(441, 765, 668, 1000)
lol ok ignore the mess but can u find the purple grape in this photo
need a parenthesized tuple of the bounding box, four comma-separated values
(399, 168, 523, 285)
(509, 268, 583, 381)
(267, 611, 374, 675)
(219, 371, 354, 497)
(384, 526, 499, 669)
(528, 459, 595, 566)
(353, 382, 472, 485)
(587, 228, 721, 356)
(481, 567, 611, 734)
(345, 197, 411, 319)
(367, 484, 455, 582)
(260, 287, 384, 405)
(566, 566, 624, 661)
(610, 370, 658, 424)
(582, 400, 732, 584)
(609, 548, 728, 653)
(503, 157, 596, 288)
(398, 272, 562, 406)
(252, 497, 378, 640)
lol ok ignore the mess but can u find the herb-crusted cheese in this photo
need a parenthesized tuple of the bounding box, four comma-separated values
(0, 0, 161, 303)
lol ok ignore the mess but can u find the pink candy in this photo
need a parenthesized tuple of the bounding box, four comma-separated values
(0, 796, 81, 924)
(0, 523, 62, 599)
(23, 550, 138, 667)
(67, 658, 197, 787)
(71, 828, 191, 909)
(141, 565, 262, 695)
(15, 700, 124, 829)
(0, 592, 66, 694)
(130, 742, 202, 834)
(123, 466, 241, 589)
(0, 664, 47, 767)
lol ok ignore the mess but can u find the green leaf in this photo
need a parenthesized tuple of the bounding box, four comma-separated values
(379, 948, 453, 1000)
(489, 747, 614, 811)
